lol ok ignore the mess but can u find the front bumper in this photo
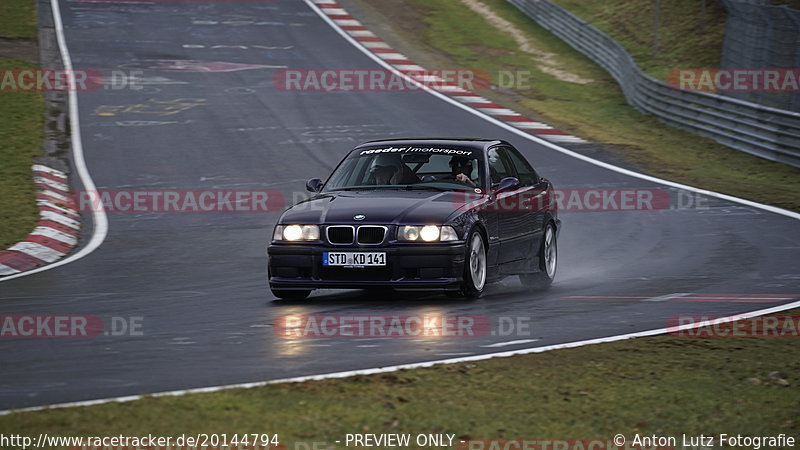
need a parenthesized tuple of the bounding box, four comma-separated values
(268, 243, 467, 291)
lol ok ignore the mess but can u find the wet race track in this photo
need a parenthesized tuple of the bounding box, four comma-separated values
(0, 0, 799, 410)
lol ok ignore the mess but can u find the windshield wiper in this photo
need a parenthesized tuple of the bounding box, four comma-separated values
(401, 185, 461, 192)
(329, 186, 381, 191)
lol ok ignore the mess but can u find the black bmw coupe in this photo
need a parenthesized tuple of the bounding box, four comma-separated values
(268, 138, 560, 299)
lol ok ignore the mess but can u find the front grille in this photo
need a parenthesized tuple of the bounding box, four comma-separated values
(327, 226, 354, 244)
(357, 226, 386, 245)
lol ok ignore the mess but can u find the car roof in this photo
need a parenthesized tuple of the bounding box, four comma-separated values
(355, 138, 508, 153)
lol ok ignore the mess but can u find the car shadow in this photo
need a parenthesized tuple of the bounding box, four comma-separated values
(266, 277, 544, 307)
(268, 288, 479, 307)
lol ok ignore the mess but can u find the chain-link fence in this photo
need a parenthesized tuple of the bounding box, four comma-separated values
(720, 0, 800, 111)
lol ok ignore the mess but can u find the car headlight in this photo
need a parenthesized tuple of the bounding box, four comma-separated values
(273, 225, 320, 241)
(398, 225, 459, 242)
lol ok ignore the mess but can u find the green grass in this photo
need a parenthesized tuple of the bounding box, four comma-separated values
(0, 59, 43, 250)
(358, 0, 800, 212)
(2, 310, 798, 449)
(0, 0, 43, 250)
(0, 0, 39, 40)
(551, 0, 727, 80)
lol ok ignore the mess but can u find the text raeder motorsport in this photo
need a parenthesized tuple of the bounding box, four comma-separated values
(360, 147, 472, 156)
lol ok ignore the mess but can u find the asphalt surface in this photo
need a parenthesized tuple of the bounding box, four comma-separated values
(0, 0, 799, 410)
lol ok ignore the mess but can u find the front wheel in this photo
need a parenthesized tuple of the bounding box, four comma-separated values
(520, 222, 557, 290)
(447, 229, 487, 299)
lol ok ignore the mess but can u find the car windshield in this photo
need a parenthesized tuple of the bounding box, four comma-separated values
(324, 147, 485, 192)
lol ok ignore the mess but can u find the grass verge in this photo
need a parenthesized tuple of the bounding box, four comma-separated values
(551, 0, 727, 80)
(353, 0, 800, 212)
(1, 310, 798, 448)
(0, 0, 39, 40)
(0, 0, 43, 249)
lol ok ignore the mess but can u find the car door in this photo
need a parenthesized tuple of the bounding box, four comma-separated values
(504, 145, 548, 253)
(487, 146, 527, 265)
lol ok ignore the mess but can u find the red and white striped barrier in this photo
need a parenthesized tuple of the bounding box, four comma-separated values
(0, 165, 80, 276)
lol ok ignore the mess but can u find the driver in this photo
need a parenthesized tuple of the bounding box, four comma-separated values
(369, 153, 401, 185)
(449, 156, 478, 187)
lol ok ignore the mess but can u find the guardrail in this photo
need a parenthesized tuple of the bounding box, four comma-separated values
(507, 0, 800, 168)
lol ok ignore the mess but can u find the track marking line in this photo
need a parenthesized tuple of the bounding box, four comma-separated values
(560, 294, 799, 303)
(642, 292, 693, 302)
(481, 339, 539, 348)
(676, 297, 797, 303)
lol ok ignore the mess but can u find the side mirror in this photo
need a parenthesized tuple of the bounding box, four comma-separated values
(306, 178, 323, 193)
(492, 177, 519, 194)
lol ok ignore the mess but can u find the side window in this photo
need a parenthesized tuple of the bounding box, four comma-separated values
(487, 147, 516, 184)
(504, 146, 538, 186)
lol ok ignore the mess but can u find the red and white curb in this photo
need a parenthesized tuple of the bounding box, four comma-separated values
(313, 0, 587, 144)
(0, 165, 80, 276)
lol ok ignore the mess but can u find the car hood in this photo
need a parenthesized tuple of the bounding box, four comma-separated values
(279, 190, 480, 225)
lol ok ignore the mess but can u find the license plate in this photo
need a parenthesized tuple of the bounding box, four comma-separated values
(323, 252, 386, 267)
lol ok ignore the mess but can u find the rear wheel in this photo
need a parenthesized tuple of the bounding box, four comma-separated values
(271, 289, 311, 300)
(520, 222, 557, 290)
(447, 229, 487, 299)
